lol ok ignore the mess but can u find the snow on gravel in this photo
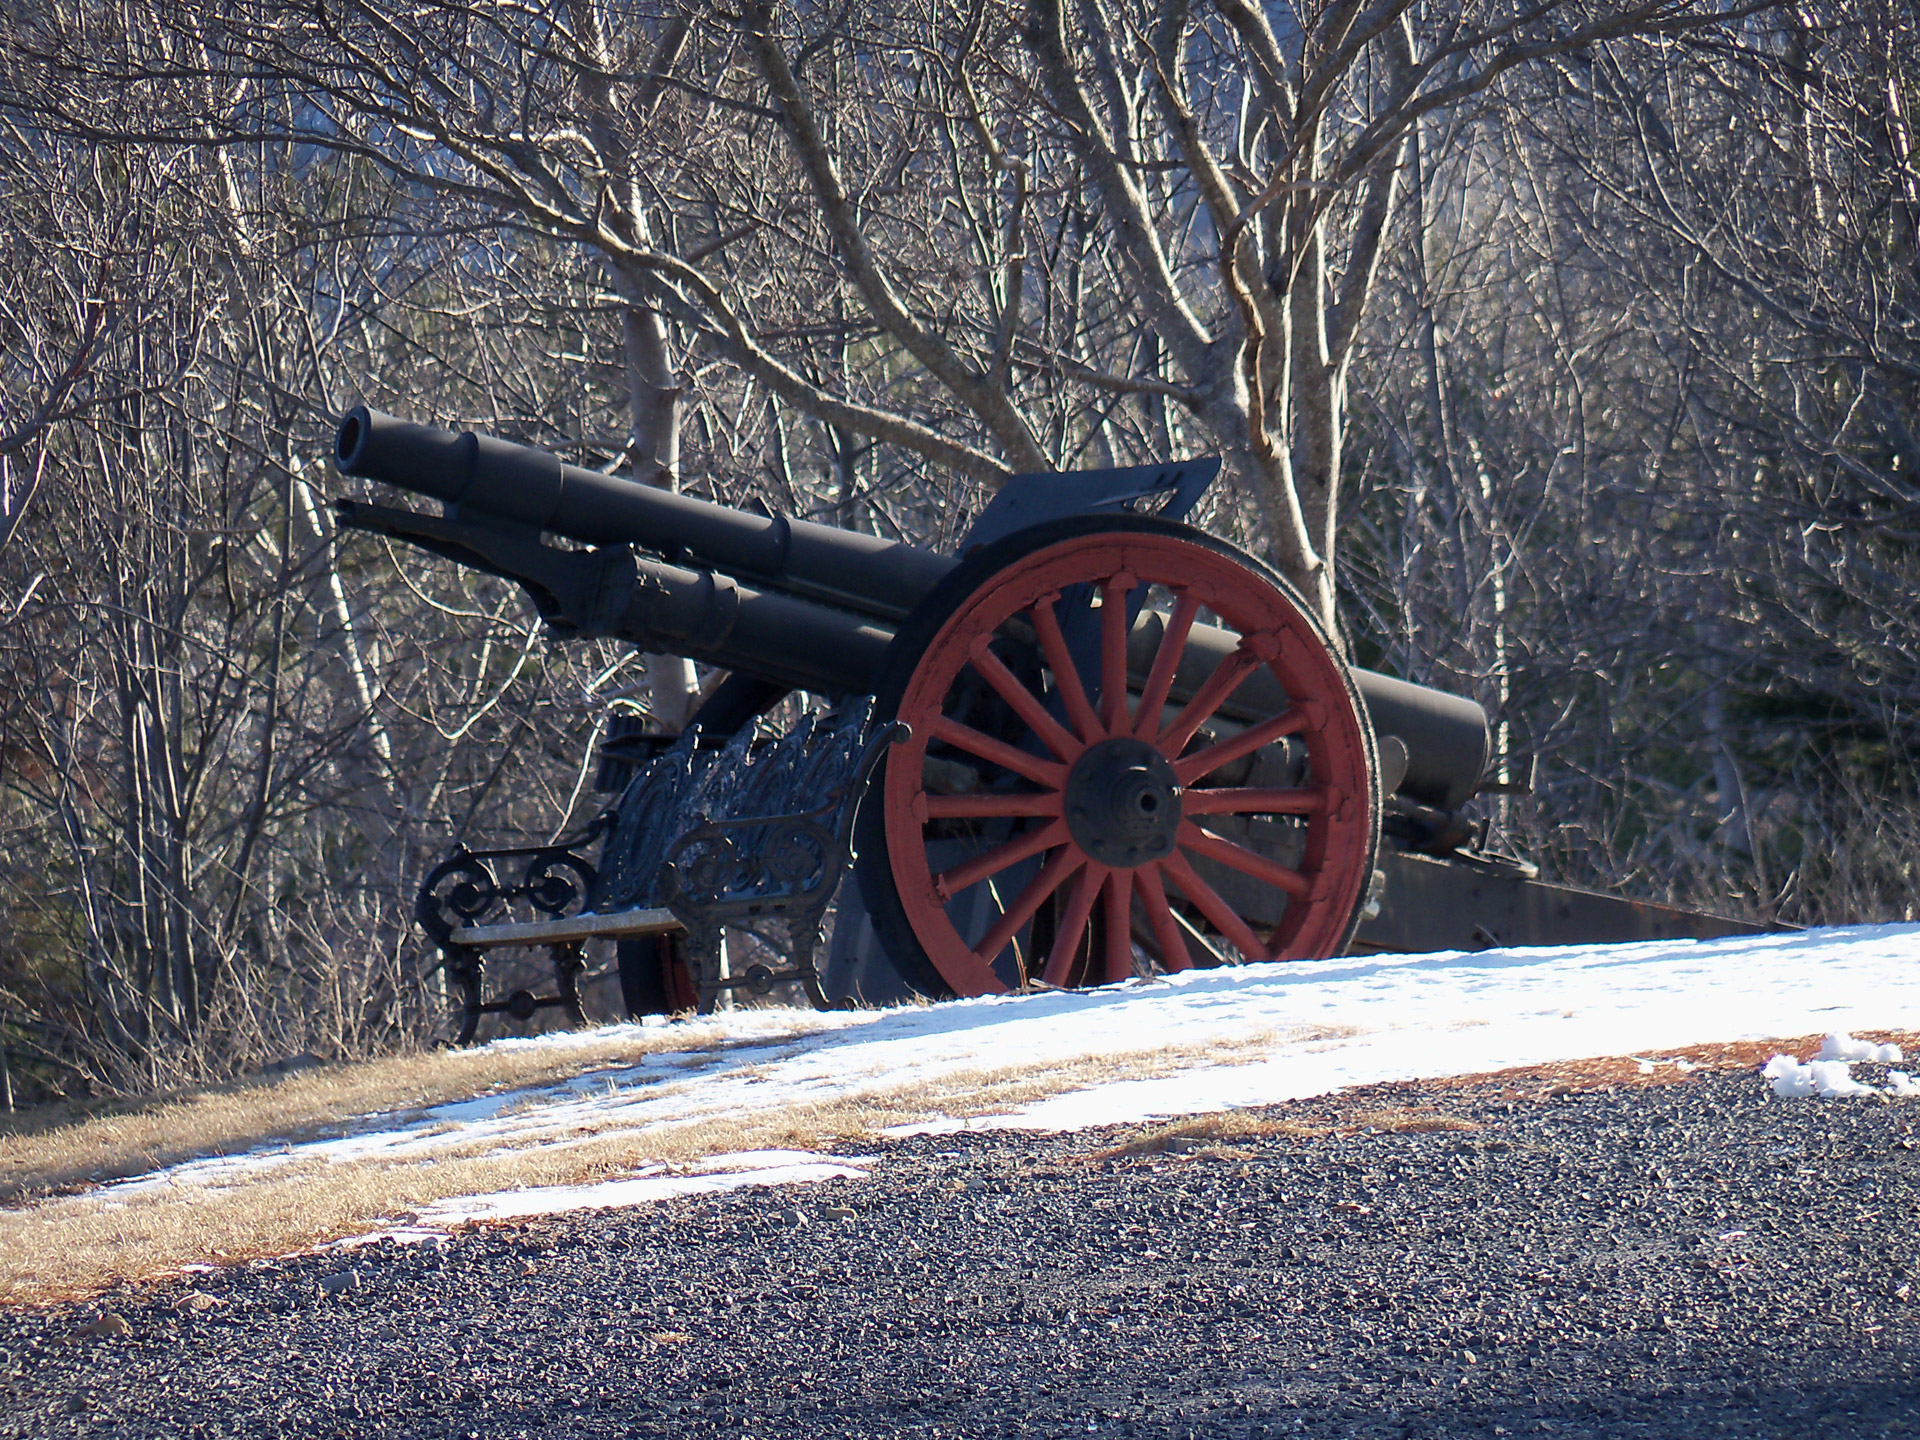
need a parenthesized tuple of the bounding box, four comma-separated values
(96, 921, 1920, 1229)
(1816, 1033, 1906, 1062)
(1763, 1033, 1912, 1098)
(412, 1151, 873, 1227)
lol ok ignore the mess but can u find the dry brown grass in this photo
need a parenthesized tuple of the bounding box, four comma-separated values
(1082, 1101, 1479, 1162)
(1342, 1106, 1481, 1134)
(1066, 1030, 1920, 1166)
(0, 1028, 1307, 1305)
(0, 1018, 817, 1206)
(1084, 1111, 1333, 1160)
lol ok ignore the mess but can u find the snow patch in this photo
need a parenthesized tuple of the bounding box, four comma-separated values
(1816, 1032, 1903, 1063)
(1763, 1034, 1912, 1098)
(1762, 1054, 1881, 1099)
(409, 1151, 869, 1228)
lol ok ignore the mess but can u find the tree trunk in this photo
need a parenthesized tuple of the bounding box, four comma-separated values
(625, 304, 701, 728)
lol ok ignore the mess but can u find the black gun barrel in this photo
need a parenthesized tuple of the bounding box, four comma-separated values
(620, 555, 897, 696)
(335, 406, 952, 622)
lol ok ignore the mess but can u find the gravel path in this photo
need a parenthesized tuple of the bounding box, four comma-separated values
(5, 1067, 1916, 1439)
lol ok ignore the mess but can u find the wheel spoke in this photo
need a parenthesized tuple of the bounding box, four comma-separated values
(1031, 594, 1104, 744)
(1131, 592, 1201, 740)
(1177, 821, 1313, 900)
(1041, 863, 1106, 985)
(929, 714, 1068, 789)
(1160, 849, 1272, 963)
(1102, 868, 1135, 982)
(969, 846, 1083, 970)
(1181, 785, 1327, 817)
(966, 639, 1084, 762)
(936, 819, 1071, 898)
(1168, 903, 1235, 968)
(1098, 573, 1135, 732)
(1133, 864, 1193, 972)
(1172, 706, 1310, 787)
(923, 791, 1064, 820)
(1156, 641, 1267, 758)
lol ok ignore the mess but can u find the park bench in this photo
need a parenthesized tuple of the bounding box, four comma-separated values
(413, 702, 896, 1043)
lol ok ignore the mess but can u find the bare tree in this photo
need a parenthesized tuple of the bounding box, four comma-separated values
(1329, 3, 1920, 926)
(10, 0, 1741, 630)
(0, 7, 666, 1094)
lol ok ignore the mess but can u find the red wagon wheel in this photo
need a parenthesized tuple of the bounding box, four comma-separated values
(856, 515, 1379, 998)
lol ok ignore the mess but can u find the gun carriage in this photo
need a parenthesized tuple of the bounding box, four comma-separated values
(332, 405, 1762, 1042)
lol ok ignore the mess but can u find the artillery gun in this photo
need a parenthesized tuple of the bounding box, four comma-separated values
(332, 405, 1762, 1040)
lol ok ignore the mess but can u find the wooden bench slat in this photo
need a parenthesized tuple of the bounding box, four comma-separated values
(450, 908, 683, 948)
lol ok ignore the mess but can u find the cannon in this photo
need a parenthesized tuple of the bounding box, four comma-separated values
(332, 404, 1764, 1037)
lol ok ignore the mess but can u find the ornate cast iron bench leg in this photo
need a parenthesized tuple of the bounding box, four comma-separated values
(787, 919, 832, 1011)
(442, 944, 485, 1048)
(677, 915, 728, 1016)
(551, 941, 587, 1027)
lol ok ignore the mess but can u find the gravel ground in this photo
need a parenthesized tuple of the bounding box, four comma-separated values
(5, 1066, 1916, 1439)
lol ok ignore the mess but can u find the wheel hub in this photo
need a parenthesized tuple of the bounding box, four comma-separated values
(1063, 737, 1182, 868)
